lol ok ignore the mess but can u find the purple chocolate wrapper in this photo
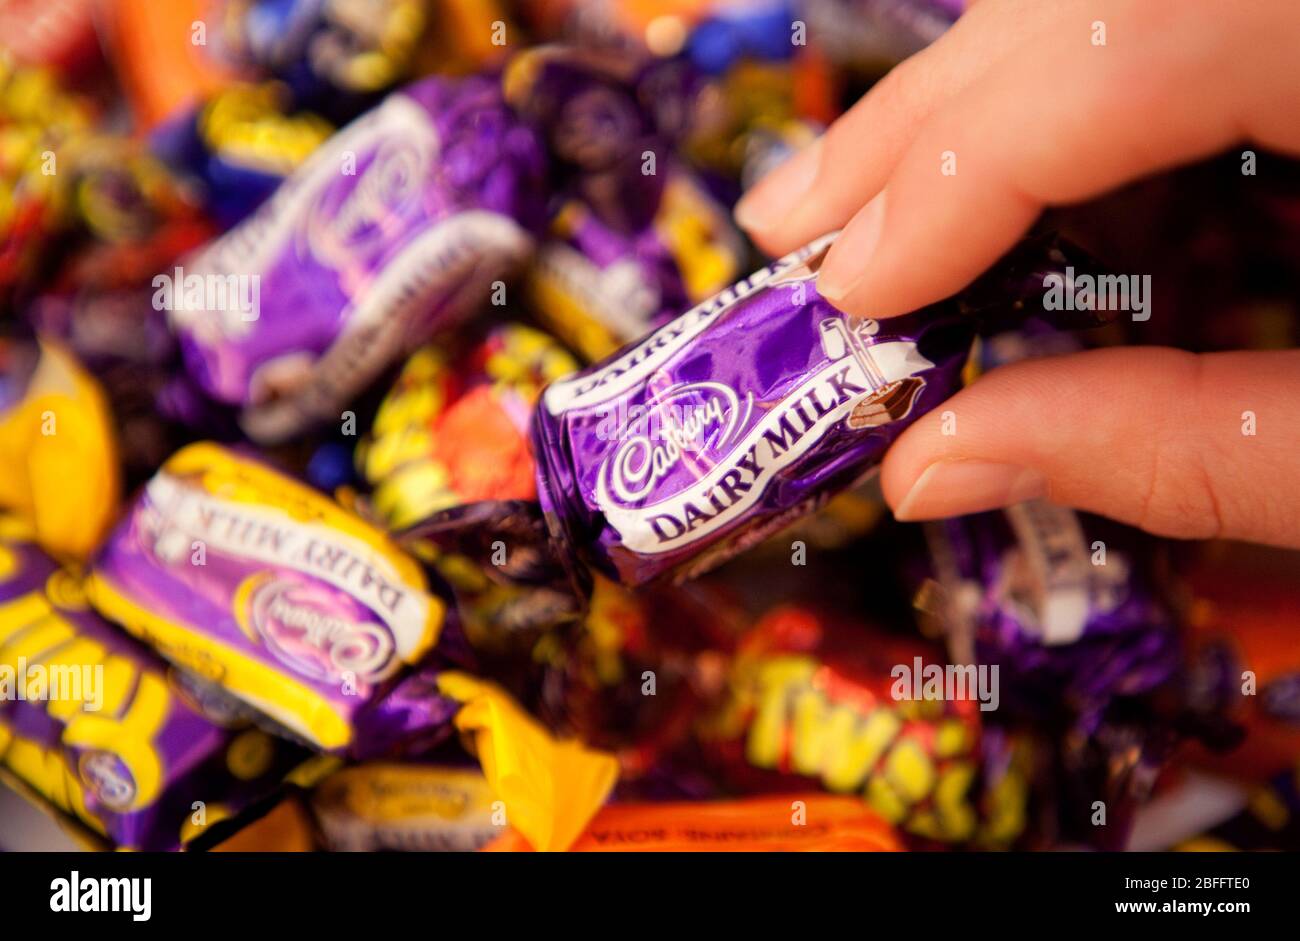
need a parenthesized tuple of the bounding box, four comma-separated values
(0, 533, 309, 850)
(504, 46, 698, 233)
(919, 501, 1183, 849)
(89, 442, 468, 757)
(923, 501, 1181, 726)
(530, 232, 1097, 587)
(168, 73, 548, 444)
(531, 193, 694, 347)
(527, 165, 745, 360)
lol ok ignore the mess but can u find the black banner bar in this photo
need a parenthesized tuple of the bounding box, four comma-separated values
(0, 850, 1274, 929)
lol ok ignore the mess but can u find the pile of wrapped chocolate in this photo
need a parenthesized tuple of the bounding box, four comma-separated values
(2, 0, 1298, 853)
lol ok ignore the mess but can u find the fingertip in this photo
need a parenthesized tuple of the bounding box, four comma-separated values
(880, 409, 952, 509)
(732, 194, 772, 244)
(815, 192, 916, 319)
(891, 461, 1049, 521)
(735, 200, 813, 259)
(816, 268, 913, 321)
(743, 224, 802, 260)
(879, 446, 922, 512)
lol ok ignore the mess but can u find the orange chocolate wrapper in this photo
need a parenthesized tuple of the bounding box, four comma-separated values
(100, 0, 244, 130)
(482, 795, 901, 852)
(430, 385, 538, 504)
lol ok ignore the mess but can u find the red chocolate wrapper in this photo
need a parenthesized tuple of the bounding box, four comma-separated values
(1181, 544, 1300, 782)
(696, 604, 1035, 848)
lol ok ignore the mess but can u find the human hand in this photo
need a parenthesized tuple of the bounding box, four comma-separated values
(735, 0, 1300, 548)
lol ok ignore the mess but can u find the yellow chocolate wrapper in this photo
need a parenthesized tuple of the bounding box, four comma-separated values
(437, 672, 619, 852)
(88, 442, 445, 754)
(0, 339, 120, 562)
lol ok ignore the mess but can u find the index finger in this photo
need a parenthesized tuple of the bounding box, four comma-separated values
(734, 0, 1070, 256)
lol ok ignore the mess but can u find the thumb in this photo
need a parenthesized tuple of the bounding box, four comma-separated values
(880, 347, 1300, 548)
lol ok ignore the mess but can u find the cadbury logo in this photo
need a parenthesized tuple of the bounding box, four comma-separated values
(601, 382, 748, 504)
(79, 752, 137, 811)
(309, 138, 428, 267)
(252, 579, 395, 684)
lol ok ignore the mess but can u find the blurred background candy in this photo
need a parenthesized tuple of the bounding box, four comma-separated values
(1, 0, 1298, 856)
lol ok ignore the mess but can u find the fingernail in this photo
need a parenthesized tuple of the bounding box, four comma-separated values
(734, 138, 823, 236)
(816, 190, 886, 304)
(893, 461, 1048, 521)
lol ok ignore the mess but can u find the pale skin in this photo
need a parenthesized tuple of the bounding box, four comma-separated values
(734, 0, 1300, 549)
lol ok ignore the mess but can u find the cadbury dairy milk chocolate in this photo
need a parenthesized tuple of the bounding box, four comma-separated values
(922, 500, 1180, 723)
(168, 74, 548, 444)
(920, 500, 1183, 849)
(531, 232, 1092, 586)
(89, 443, 463, 755)
(0, 527, 308, 850)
